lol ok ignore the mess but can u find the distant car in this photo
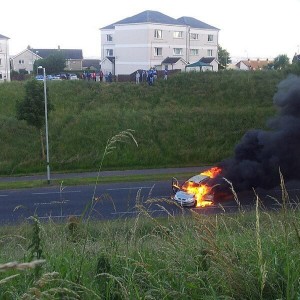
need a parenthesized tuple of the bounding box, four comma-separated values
(35, 75, 44, 81)
(46, 75, 54, 80)
(59, 73, 68, 80)
(51, 75, 61, 80)
(171, 167, 231, 207)
(69, 74, 78, 80)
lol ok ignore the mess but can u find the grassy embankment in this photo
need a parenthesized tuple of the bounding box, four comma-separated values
(0, 70, 284, 178)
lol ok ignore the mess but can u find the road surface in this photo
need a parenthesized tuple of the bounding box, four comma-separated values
(1, 178, 300, 224)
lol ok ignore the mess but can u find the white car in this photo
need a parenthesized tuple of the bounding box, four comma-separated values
(172, 174, 214, 207)
(171, 167, 230, 208)
(69, 74, 78, 80)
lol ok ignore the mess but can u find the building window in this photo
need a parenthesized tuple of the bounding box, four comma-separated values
(0, 59, 2, 65)
(106, 49, 113, 56)
(208, 34, 214, 42)
(190, 49, 199, 56)
(154, 29, 163, 39)
(207, 49, 213, 56)
(173, 31, 183, 38)
(18, 60, 25, 64)
(190, 33, 199, 40)
(107, 34, 113, 42)
(173, 48, 183, 56)
(154, 47, 162, 56)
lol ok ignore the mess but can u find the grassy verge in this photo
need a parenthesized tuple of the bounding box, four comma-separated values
(0, 171, 196, 190)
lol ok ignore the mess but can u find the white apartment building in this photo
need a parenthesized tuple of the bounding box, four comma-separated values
(100, 10, 219, 75)
(0, 34, 11, 82)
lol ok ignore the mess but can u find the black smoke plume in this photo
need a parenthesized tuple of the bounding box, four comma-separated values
(217, 75, 300, 191)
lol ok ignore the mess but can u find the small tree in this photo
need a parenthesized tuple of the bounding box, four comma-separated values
(16, 79, 53, 159)
(218, 45, 231, 69)
(33, 52, 66, 75)
(271, 54, 290, 70)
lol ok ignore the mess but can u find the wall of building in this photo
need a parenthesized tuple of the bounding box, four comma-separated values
(12, 49, 37, 73)
(0, 38, 10, 82)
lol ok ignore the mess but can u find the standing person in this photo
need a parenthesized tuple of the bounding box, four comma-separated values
(147, 68, 154, 86)
(108, 72, 113, 83)
(153, 68, 157, 81)
(135, 70, 140, 84)
(164, 68, 168, 80)
(142, 70, 146, 82)
(99, 70, 103, 82)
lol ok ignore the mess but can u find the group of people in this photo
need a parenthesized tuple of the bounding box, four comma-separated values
(81, 70, 114, 82)
(135, 68, 168, 85)
(81, 71, 104, 82)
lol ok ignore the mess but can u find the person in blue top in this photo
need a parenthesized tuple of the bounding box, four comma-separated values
(147, 68, 154, 86)
(164, 68, 168, 80)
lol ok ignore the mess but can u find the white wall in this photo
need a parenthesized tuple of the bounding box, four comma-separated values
(0, 37, 10, 82)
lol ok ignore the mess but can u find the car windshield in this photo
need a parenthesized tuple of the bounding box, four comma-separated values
(181, 181, 200, 192)
(180, 174, 210, 192)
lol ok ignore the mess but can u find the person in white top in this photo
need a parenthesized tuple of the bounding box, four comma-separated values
(135, 71, 140, 84)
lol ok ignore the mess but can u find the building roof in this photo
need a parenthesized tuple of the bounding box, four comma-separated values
(177, 16, 219, 30)
(0, 34, 10, 39)
(30, 48, 83, 59)
(199, 57, 217, 64)
(236, 59, 271, 70)
(186, 60, 212, 68)
(161, 57, 182, 64)
(106, 57, 115, 63)
(101, 10, 217, 30)
(82, 59, 101, 69)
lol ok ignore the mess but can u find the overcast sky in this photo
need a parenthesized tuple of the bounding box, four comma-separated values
(2, 0, 299, 62)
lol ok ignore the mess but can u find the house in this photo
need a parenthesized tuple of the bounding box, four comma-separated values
(82, 59, 101, 71)
(236, 59, 271, 70)
(161, 57, 187, 71)
(199, 57, 218, 71)
(98, 57, 115, 76)
(100, 10, 219, 75)
(0, 34, 11, 82)
(11, 47, 84, 73)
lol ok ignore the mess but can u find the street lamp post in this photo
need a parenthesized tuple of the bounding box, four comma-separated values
(38, 66, 51, 184)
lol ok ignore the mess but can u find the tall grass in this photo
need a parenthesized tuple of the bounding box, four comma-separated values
(0, 70, 284, 175)
(1, 189, 300, 299)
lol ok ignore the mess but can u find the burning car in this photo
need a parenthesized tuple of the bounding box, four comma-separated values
(171, 167, 229, 207)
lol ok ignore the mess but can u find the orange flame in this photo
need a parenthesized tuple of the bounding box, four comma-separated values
(200, 166, 222, 178)
(190, 167, 222, 207)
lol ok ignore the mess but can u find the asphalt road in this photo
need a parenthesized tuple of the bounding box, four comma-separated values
(0, 180, 175, 224)
(1, 176, 300, 224)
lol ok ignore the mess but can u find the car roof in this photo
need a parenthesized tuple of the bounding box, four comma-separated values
(186, 174, 209, 183)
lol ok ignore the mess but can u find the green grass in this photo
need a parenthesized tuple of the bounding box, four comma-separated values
(0, 171, 197, 190)
(1, 196, 300, 299)
(0, 70, 288, 176)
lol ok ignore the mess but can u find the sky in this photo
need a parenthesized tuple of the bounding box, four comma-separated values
(2, 0, 300, 62)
